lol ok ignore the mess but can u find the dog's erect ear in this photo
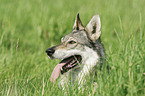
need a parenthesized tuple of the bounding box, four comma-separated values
(73, 13, 84, 30)
(85, 14, 101, 42)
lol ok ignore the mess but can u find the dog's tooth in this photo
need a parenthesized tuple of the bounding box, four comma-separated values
(61, 67, 63, 71)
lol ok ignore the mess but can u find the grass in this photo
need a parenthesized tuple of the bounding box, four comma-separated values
(0, 0, 145, 95)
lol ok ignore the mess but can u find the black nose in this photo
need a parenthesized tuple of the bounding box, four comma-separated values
(46, 48, 55, 56)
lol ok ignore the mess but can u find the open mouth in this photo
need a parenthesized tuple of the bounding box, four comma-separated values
(60, 55, 82, 74)
(50, 55, 82, 82)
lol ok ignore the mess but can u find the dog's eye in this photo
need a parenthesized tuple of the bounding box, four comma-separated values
(68, 41, 76, 44)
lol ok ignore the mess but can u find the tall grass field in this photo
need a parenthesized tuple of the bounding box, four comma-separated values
(0, 0, 145, 95)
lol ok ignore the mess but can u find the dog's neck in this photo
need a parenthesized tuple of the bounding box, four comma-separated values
(77, 46, 99, 85)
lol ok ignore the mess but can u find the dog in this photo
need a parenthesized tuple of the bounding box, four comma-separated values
(46, 13, 106, 88)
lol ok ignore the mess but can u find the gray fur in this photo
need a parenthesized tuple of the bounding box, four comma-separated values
(46, 13, 107, 88)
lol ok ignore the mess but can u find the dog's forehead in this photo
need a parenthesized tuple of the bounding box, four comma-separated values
(63, 30, 89, 43)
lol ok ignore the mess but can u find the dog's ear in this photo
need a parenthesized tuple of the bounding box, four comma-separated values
(73, 13, 84, 30)
(85, 14, 101, 42)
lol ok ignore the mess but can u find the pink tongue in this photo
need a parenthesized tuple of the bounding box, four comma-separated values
(50, 63, 66, 82)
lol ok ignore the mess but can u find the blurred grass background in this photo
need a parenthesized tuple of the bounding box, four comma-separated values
(0, 0, 145, 95)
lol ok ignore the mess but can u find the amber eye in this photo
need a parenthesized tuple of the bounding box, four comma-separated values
(68, 40, 76, 44)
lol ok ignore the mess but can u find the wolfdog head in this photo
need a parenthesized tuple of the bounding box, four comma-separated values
(46, 13, 105, 83)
